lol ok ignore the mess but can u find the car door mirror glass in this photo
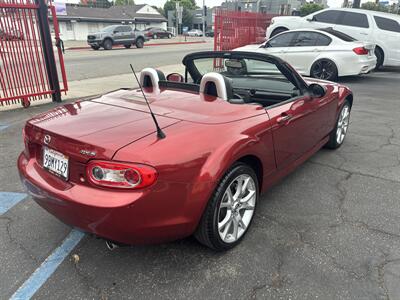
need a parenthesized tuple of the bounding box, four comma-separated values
(309, 83, 326, 98)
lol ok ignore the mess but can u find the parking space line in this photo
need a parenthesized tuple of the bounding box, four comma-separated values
(10, 229, 85, 300)
(0, 192, 27, 215)
(0, 124, 9, 131)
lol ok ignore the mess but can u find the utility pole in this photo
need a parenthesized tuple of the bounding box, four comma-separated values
(352, 0, 361, 8)
(202, 0, 206, 37)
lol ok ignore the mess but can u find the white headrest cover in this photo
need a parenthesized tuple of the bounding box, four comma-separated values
(199, 72, 228, 100)
(139, 68, 160, 90)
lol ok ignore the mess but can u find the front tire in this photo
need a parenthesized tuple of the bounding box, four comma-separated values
(325, 100, 351, 149)
(270, 27, 288, 37)
(195, 163, 259, 251)
(124, 44, 131, 49)
(91, 45, 100, 50)
(103, 39, 112, 50)
(168, 34, 172, 39)
(310, 59, 338, 82)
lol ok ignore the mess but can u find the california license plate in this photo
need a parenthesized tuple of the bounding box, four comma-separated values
(43, 147, 69, 180)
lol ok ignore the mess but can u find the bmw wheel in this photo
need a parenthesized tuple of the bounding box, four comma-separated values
(195, 162, 258, 251)
(326, 100, 351, 149)
(310, 59, 338, 82)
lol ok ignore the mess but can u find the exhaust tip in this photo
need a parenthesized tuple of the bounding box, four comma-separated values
(105, 240, 119, 251)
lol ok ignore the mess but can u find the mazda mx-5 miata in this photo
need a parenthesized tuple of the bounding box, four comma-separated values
(18, 51, 353, 251)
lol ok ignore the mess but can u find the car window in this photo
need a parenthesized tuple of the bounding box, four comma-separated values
(291, 32, 331, 46)
(340, 12, 369, 28)
(313, 10, 341, 24)
(319, 28, 356, 41)
(374, 16, 400, 33)
(121, 26, 132, 32)
(114, 26, 124, 33)
(268, 32, 296, 47)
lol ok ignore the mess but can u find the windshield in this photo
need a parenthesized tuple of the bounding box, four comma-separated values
(100, 25, 117, 33)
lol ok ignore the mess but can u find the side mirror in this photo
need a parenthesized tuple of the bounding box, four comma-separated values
(309, 83, 326, 98)
(166, 73, 184, 83)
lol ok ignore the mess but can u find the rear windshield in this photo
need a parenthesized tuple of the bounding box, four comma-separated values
(319, 28, 356, 42)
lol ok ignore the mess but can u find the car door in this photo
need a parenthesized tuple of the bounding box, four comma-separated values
(266, 96, 318, 170)
(121, 26, 133, 42)
(283, 31, 332, 75)
(113, 26, 124, 43)
(373, 15, 400, 65)
(262, 31, 297, 60)
(333, 11, 371, 42)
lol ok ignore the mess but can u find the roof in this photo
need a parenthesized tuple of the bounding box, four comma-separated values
(321, 7, 400, 20)
(56, 4, 167, 23)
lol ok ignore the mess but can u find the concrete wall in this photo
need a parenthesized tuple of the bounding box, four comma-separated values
(57, 20, 167, 41)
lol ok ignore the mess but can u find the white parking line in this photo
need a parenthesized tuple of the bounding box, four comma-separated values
(10, 229, 85, 300)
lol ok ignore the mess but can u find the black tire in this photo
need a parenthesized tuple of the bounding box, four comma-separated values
(124, 44, 132, 49)
(310, 59, 338, 82)
(103, 39, 112, 50)
(325, 100, 351, 149)
(153, 34, 158, 39)
(194, 162, 259, 251)
(374, 47, 384, 70)
(168, 34, 172, 39)
(135, 38, 144, 48)
(91, 45, 100, 50)
(270, 27, 288, 37)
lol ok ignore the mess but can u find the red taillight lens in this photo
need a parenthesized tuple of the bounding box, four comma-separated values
(86, 161, 157, 189)
(353, 47, 369, 55)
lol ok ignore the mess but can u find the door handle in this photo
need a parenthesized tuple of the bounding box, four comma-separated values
(277, 113, 292, 124)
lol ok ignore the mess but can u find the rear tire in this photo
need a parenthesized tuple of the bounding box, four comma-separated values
(168, 34, 172, 39)
(374, 47, 384, 70)
(325, 100, 351, 149)
(124, 44, 131, 49)
(195, 162, 259, 251)
(135, 38, 144, 48)
(310, 59, 338, 82)
(103, 39, 112, 50)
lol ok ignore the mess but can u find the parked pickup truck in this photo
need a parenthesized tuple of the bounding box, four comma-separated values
(87, 25, 147, 50)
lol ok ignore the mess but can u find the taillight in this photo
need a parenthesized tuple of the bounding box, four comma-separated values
(353, 47, 368, 55)
(86, 160, 157, 189)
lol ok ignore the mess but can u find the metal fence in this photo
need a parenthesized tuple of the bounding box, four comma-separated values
(0, 0, 67, 108)
(214, 9, 276, 51)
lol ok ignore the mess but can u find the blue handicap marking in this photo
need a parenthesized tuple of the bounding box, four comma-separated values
(0, 124, 9, 131)
(0, 192, 27, 215)
(11, 229, 85, 300)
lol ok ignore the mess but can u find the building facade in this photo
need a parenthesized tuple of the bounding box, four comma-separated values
(221, 0, 303, 14)
(54, 4, 167, 41)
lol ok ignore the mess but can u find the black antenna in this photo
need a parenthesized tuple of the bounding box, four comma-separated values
(130, 64, 166, 139)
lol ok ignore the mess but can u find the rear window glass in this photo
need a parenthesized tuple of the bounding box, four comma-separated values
(340, 12, 369, 28)
(319, 28, 356, 41)
(374, 16, 400, 33)
(292, 32, 332, 46)
(313, 10, 341, 24)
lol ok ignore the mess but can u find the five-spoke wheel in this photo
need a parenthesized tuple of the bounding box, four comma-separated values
(326, 100, 351, 149)
(195, 162, 259, 251)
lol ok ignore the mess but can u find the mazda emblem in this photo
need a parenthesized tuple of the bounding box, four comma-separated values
(43, 135, 51, 145)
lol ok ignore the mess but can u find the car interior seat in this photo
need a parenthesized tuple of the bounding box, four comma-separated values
(199, 72, 234, 101)
(139, 68, 166, 89)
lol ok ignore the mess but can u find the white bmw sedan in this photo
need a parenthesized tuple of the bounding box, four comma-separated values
(235, 28, 376, 81)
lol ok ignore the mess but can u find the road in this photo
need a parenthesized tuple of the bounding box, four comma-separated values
(62, 41, 213, 81)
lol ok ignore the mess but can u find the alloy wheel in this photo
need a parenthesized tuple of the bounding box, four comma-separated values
(336, 104, 350, 144)
(217, 174, 256, 243)
(312, 60, 336, 80)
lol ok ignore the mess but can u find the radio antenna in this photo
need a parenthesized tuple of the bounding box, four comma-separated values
(130, 64, 166, 139)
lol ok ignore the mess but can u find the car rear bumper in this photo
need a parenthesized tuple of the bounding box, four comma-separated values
(18, 152, 201, 245)
(340, 55, 377, 76)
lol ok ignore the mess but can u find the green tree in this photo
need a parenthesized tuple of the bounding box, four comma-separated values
(300, 3, 324, 17)
(361, 2, 389, 12)
(114, 0, 135, 6)
(163, 0, 195, 29)
(80, 0, 112, 8)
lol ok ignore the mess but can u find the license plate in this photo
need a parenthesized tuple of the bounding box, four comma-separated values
(43, 147, 69, 180)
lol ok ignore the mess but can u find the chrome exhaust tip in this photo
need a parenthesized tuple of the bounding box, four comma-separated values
(105, 240, 119, 251)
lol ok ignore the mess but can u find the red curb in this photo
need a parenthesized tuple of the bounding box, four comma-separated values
(66, 40, 207, 51)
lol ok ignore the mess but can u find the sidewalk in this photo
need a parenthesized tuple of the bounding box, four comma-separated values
(65, 36, 210, 50)
(0, 64, 184, 112)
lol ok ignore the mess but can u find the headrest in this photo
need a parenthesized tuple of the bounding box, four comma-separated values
(199, 72, 233, 101)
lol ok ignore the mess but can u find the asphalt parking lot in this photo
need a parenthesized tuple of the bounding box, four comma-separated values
(1, 68, 399, 299)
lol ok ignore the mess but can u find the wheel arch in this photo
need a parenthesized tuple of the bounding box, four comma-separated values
(271, 26, 289, 37)
(309, 56, 340, 77)
(237, 155, 263, 192)
(102, 37, 113, 44)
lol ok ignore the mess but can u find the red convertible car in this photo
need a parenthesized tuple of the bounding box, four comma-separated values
(18, 51, 352, 250)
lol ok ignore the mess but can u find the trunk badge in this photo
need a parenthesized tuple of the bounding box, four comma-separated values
(80, 150, 96, 156)
(44, 135, 51, 145)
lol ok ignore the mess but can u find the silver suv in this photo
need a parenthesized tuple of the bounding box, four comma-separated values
(87, 25, 147, 50)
